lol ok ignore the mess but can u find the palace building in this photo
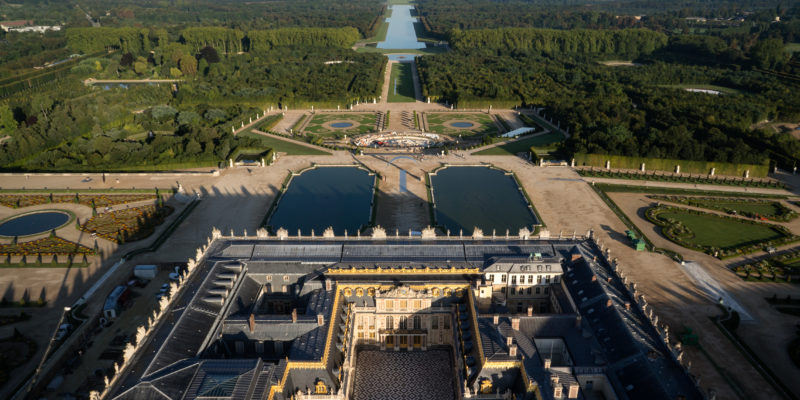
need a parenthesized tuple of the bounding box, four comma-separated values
(112, 236, 702, 400)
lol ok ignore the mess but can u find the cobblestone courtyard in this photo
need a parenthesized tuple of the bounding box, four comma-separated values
(352, 349, 455, 400)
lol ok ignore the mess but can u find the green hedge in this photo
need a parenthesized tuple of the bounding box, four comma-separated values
(529, 147, 540, 164)
(574, 153, 769, 178)
(258, 114, 284, 132)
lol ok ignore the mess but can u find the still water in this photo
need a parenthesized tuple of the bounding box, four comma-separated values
(0, 211, 71, 237)
(430, 167, 538, 234)
(268, 167, 374, 235)
(378, 5, 426, 50)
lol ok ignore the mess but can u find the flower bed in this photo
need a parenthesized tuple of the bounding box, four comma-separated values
(733, 251, 800, 283)
(0, 236, 94, 256)
(645, 205, 798, 259)
(80, 205, 174, 243)
(649, 195, 797, 222)
(0, 193, 157, 209)
(577, 169, 784, 188)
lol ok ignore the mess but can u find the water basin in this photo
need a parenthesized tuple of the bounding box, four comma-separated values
(331, 122, 354, 128)
(450, 122, 474, 128)
(0, 211, 71, 237)
(378, 5, 426, 50)
(430, 166, 538, 234)
(268, 167, 374, 235)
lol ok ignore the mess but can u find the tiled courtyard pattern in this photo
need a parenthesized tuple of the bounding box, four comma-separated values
(352, 349, 455, 400)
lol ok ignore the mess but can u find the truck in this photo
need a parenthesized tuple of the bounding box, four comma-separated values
(133, 264, 158, 280)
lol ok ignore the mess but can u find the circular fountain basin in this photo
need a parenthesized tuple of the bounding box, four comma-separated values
(0, 211, 71, 237)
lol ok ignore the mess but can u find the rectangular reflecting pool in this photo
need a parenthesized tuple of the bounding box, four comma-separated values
(429, 166, 538, 234)
(267, 167, 375, 235)
(378, 5, 426, 50)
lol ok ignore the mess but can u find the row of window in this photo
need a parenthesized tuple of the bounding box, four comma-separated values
(379, 298, 431, 312)
(502, 286, 549, 296)
(486, 274, 559, 285)
(355, 314, 451, 330)
(495, 264, 553, 272)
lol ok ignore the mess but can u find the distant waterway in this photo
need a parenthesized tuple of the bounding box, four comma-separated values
(268, 167, 375, 235)
(378, 5, 425, 50)
(430, 166, 538, 234)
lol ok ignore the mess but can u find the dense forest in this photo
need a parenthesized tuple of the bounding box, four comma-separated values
(448, 28, 668, 58)
(2, 0, 800, 171)
(417, 46, 800, 166)
(0, 0, 384, 36)
(416, 0, 794, 33)
(64, 27, 362, 55)
(0, 29, 384, 171)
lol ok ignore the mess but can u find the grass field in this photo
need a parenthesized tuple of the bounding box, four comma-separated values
(388, 62, 416, 102)
(656, 208, 785, 249)
(303, 113, 377, 137)
(425, 112, 497, 137)
(474, 132, 565, 155)
(355, 46, 448, 55)
(650, 196, 796, 221)
(240, 131, 329, 155)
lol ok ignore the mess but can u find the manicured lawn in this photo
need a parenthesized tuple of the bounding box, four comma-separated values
(239, 131, 329, 155)
(425, 112, 497, 137)
(658, 209, 784, 248)
(649, 195, 796, 221)
(303, 113, 377, 137)
(388, 62, 416, 103)
(474, 132, 565, 155)
(355, 46, 447, 55)
(683, 200, 786, 218)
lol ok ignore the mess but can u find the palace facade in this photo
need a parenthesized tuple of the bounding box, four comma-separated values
(112, 237, 702, 400)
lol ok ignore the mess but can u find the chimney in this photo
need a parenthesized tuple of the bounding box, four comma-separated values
(575, 315, 581, 328)
(493, 315, 499, 324)
(506, 336, 513, 347)
(544, 358, 552, 369)
(249, 313, 255, 333)
(325, 279, 332, 291)
(553, 385, 563, 398)
(527, 306, 533, 317)
(509, 344, 518, 357)
(624, 302, 631, 311)
(317, 314, 324, 326)
(568, 384, 579, 399)
(591, 275, 597, 282)
(607, 277, 612, 283)
(291, 308, 298, 323)
(511, 317, 520, 330)
(606, 299, 613, 308)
